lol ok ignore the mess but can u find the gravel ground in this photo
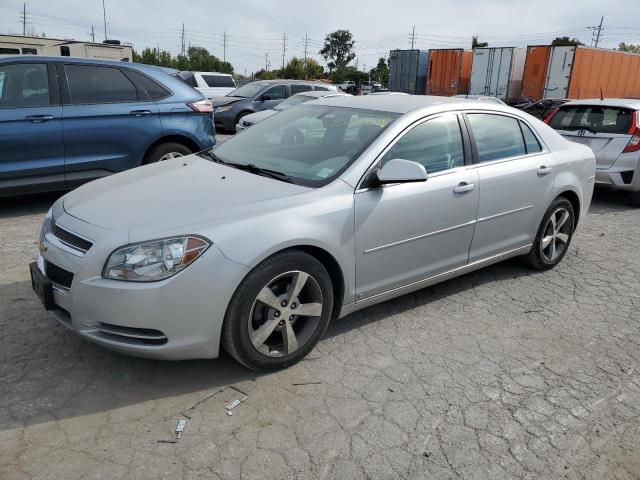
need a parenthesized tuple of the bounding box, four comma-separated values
(1, 187, 639, 480)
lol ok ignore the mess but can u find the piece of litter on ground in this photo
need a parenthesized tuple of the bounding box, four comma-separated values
(292, 381, 322, 386)
(182, 387, 225, 418)
(226, 410, 234, 416)
(157, 439, 178, 444)
(226, 399, 241, 410)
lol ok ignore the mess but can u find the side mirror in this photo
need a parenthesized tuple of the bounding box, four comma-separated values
(376, 159, 427, 185)
(261, 94, 271, 102)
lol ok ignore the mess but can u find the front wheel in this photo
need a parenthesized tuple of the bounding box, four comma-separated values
(144, 142, 192, 164)
(523, 197, 575, 270)
(222, 250, 334, 371)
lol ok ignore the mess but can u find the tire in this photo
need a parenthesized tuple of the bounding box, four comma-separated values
(625, 191, 640, 207)
(222, 250, 334, 371)
(233, 112, 250, 133)
(523, 197, 575, 271)
(143, 142, 192, 165)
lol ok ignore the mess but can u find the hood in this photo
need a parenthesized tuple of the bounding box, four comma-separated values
(210, 96, 244, 107)
(63, 155, 310, 230)
(242, 109, 276, 125)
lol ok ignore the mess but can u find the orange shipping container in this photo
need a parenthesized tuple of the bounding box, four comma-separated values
(427, 49, 473, 96)
(522, 45, 640, 100)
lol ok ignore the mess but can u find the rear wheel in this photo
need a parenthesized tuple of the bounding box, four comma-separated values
(222, 250, 334, 371)
(144, 142, 192, 164)
(523, 197, 575, 270)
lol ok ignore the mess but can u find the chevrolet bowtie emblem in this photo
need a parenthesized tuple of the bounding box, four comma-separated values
(39, 241, 48, 253)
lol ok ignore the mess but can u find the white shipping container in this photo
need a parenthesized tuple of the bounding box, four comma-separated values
(469, 47, 526, 102)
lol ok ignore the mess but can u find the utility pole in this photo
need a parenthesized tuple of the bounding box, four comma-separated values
(265, 53, 269, 72)
(281, 33, 287, 76)
(88, 25, 95, 42)
(181, 23, 185, 56)
(303, 33, 309, 79)
(410, 25, 415, 49)
(157, 43, 160, 63)
(102, 0, 108, 41)
(222, 31, 228, 63)
(595, 16, 603, 48)
(20, 3, 27, 36)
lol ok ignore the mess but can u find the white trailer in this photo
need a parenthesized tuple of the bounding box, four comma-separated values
(469, 47, 526, 102)
(0, 35, 133, 62)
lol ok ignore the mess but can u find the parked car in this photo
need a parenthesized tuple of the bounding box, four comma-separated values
(454, 94, 506, 105)
(545, 99, 640, 206)
(515, 98, 569, 120)
(361, 80, 385, 95)
(236, 90, 348, 131)
(338, 80, 356, 94)
(0, 56, 214, 196)
(211, 80, 339, 132)
(30, 95, 595, 370)
(175, 71, 236, 98)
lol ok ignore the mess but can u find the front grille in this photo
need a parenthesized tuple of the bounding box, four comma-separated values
(45, 260, 74, 289)
(52, 224, 93, 253)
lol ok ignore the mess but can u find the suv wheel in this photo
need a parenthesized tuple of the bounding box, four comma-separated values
(144, 142, 192, 164)
(523, 197, 575, 270)
(222, 250, 334, 371)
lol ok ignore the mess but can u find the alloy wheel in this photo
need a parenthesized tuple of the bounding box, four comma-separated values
(541, 207, 571, 262)
(248, 271, 323, 357)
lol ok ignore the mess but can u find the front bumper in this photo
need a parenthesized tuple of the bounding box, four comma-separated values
(595, 152, 640, 192)
(36, 208, 249, 360)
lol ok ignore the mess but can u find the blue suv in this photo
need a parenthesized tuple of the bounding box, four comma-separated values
(0, 56, 215, 196)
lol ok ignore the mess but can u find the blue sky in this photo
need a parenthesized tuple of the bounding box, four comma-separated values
(1, 0, 638, 74)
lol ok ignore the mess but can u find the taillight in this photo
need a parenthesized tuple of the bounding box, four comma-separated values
(543, 108, 559, 124)
(623, 111, 640, 153)
(188, 99, 213, 113)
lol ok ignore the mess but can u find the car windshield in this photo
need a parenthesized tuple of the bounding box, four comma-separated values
(226, 82, 270, 98)
(203, 104, 399, 187)
(550, 106, 634, 134)
(273, 94, 315, 111)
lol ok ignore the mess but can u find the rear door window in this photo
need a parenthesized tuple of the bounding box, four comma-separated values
(65, 64, 137, 104)
(0, 63, 50, 108)
(550, 106, 633, 134)
(467, 113, 527, 162)
(291, 84, 313, 95)
(202, 74, 235, 88)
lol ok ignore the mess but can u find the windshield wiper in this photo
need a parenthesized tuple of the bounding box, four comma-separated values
(226, 162, 295, 183)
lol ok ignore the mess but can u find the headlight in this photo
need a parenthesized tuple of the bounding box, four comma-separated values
(40, 207, 53, 241)
(215, 105, 233, 113)
(102, 236, 210, 282)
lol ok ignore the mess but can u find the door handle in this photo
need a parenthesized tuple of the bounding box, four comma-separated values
(25, 114, 54, 123)
(537, 166, 553, 176)
(453, 182, 477, 194)
(130, 110, 152, 116)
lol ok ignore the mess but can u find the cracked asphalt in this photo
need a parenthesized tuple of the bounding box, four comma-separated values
(1, 188, 639, 480)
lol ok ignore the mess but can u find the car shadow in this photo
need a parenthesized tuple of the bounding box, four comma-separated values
(0, 191, 63, 218)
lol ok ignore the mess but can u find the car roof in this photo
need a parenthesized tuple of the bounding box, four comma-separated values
(311, 94, 498, 114)
(292, 90, 348, 99)
(250, 79, 337, 86)
(191, 71, 233, 77)
(561, 98, 640, 109)
(0, 55, 166, 75)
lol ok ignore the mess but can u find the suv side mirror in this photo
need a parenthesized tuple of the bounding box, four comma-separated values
(260, 94, 271, 102)
(376, 159, 428, 185)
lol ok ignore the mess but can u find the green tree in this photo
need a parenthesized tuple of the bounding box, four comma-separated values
(551, 36, 584, 46)
(305, 58, 324, 79)
(472, 36, 488, 48)
(618, 42, 640, 53)
(369, 57, 389, 86)
(319, 30, 355, 72)
(255, 69, 278, 80)
(282, 57, 306, 79)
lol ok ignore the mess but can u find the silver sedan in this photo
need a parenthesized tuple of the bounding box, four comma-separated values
(30, 95, 596, 370)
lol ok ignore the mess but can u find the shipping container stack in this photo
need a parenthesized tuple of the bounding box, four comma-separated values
(426, 49, 473, 96)
(389, 49, 429, 95)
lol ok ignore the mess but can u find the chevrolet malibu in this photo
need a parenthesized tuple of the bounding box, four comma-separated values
(30, 95, 595, 371)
